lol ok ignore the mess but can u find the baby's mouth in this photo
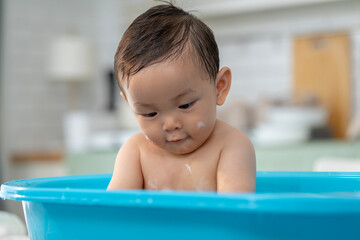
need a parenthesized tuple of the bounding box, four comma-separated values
(167, 136, 188, 143)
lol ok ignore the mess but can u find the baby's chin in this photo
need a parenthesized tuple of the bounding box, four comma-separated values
(146, 134, 208, 155)
(163, 139, 205, 155)
(166, 147, 196, 155)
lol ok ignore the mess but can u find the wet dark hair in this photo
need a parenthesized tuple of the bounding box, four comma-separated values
(114, 3, 219, 94)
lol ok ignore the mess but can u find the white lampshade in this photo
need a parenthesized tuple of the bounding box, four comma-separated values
(49, 35, 93, 81)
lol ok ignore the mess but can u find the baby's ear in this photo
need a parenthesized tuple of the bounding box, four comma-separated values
(215, 67, 232, 106)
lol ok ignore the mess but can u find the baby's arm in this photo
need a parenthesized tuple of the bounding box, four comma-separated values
(107, 134, 143, 190)
(217, 132, 256, 193)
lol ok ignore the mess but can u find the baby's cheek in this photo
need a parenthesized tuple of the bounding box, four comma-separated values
(193, 119, 211, 138)
(197, 121, 206, 130)
(193, 116, 216, 140)
(139, 123, 155, 142)
(144, 127, 164, 146)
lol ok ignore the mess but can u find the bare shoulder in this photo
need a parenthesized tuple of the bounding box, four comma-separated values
(215, 120, 256, 193)
(107, 132, 145, 190)
(124, 132, 147, 147)
(215, 120, 254, 150)
(113, 132, 146, 166)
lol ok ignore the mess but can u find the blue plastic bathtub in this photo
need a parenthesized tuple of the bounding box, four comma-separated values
(1, 172, 360, 240)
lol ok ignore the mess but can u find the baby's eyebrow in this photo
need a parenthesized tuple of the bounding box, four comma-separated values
(134, 89, 195, 108)
(133, 102, 154, 108)
(172, 89, 195, 101)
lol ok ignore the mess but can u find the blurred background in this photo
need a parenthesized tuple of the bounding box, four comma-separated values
(1, 0, 360, 222)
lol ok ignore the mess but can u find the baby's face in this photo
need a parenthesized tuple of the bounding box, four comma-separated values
(123, 57, 218, 155)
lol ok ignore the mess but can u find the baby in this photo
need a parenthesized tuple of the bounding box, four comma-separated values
(107, 3, 256, 192)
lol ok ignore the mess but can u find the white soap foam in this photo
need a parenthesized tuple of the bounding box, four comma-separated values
(185, 163, 192, 173)
(197, 121, 205, 129)
(147, 179, 158, 190)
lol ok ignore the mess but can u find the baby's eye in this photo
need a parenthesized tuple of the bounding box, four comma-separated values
(179, 101, 195, 109)
(142, 112, 157, 118)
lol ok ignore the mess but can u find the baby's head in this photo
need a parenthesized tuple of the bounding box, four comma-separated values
(114, 3, 231, 154)
(115, 3, 220, 94)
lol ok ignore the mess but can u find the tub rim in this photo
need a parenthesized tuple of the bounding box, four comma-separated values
(1, 172, 360, 214)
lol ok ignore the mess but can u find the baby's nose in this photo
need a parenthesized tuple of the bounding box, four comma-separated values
(162, 115, 181, 132)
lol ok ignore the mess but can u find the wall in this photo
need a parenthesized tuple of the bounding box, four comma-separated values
(204, 0, 360, 115)
(2, 0, 93, 156)
(0, 0, 152, 158)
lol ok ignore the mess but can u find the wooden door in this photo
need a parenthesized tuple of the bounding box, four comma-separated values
(293, 32, 351, 139)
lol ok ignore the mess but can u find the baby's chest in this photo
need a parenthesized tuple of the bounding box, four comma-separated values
(141, 153, 219, 191)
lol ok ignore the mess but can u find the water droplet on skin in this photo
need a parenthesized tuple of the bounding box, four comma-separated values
(185, 163, 192, 173)
(148, 179, 158, 190)
(144, 134, 156, 144)
(197, 121, 205, 129)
